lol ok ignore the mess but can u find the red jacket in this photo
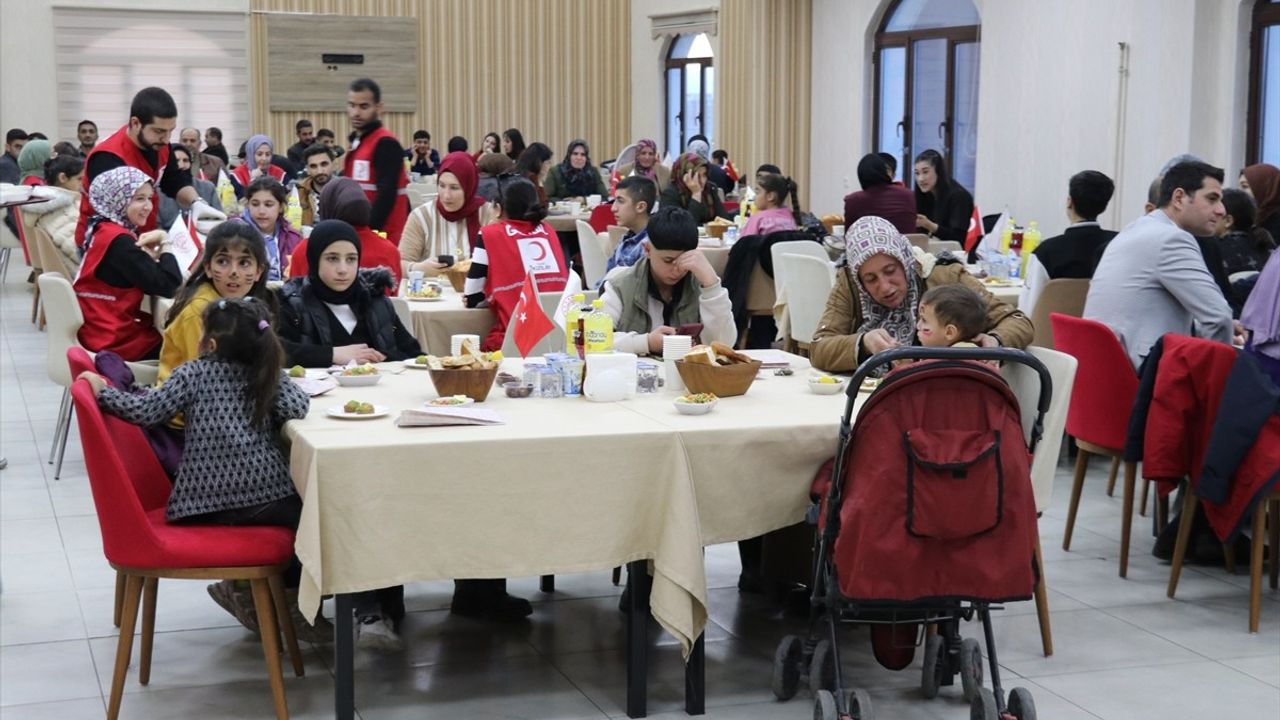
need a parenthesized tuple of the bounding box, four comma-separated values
(479, 219, 568, 350)
(287, 226, 402, 294)
(1144, 335, 1280, 540)
(74, 220, 162, 360)
(231, 162, 286, 189)
(344, 125, 409, 246)
(76, 125, 169, 248)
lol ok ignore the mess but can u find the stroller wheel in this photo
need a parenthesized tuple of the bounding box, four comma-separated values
(808, 639, 836, 696)
(847, 688, 874, 720)
(920, 634, 945, 699)
(969, 686, 998, 720)
(772, 635, 803, 700)
(813, 689, 838, 720)
(1007, 687, 1037, 720)
(959, 637, 984, 702)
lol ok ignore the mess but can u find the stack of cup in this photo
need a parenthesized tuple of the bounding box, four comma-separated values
(663, 334, 693, 393)
(450, 334, 481, 356)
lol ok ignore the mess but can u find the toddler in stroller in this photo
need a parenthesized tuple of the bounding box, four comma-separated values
(773, 346, 1051, 720)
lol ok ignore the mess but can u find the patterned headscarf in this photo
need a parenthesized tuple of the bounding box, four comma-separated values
(687, 138, 710, 161)
(670, 153, 715, 220)
(88, 166, 152, 230)
(633, 138, 659, 177)
(843, 216, 923, 348)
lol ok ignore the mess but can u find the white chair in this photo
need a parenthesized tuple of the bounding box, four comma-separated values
(500, 289, 597, 358)
(389, 295, 413, 334)
(576, 219, 609, 290)
(769, 240, 831, 349)
(1001, 345, 1078, 658)
(0, 219, 20, 281)
(406, 185, 425, 209)
(777, 254, 835, 347)
(38, 272, 159, 480)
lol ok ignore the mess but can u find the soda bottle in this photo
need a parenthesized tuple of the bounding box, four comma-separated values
(1021, 221, 1042, 277)
(1000, 218, 1015, 254)
(564, 293, 587, 354)
(583, 299, 614, 354)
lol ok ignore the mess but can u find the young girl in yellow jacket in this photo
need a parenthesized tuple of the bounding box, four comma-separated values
(158, 221, 275, 385)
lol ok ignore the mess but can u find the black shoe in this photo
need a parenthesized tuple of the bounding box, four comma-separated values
(737, 571, 768, 595)
(450, 591, 532, 621)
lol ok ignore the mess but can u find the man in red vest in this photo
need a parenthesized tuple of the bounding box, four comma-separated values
(76, 87, 225, 248)
(344, 78, 409, 245)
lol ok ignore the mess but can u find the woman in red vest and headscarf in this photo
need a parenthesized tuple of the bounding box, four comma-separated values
(230, 134, 287, 199)
(463, 176, 569, 351)
(74, 166, 182, 361)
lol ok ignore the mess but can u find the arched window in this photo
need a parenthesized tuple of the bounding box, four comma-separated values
(873, 0, 980, 191)
(665, 33, 715, 159)
(1249, 0, 1280, 164)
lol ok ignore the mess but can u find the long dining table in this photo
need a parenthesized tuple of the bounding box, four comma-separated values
(284, 353, 855, 718)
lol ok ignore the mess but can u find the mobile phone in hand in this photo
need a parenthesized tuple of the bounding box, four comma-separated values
(436, 254, 455, 268)
(674, 323, 704, 342)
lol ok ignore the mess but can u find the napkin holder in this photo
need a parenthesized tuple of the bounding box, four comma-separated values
(583, 352, 637, 402)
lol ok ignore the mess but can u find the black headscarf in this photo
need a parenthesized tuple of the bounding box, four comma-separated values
(306, 220, 362, 306)
(318, 177, 371, 227)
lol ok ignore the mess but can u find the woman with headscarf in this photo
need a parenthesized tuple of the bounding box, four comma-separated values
(659, 153, 731, 224)
(809, 216, 1033, 373)
(400, 151, 493, 278)
(287, 178, 403, 290)
(614, 138, 670, 194)
(544, 139, 607, 202)
(73, 166, 182, 361)
(1241, 163, 1280, 247)
(230, 134, 287, 198)
(17, 138, 52, 187)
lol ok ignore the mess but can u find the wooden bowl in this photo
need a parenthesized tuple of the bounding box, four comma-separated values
(675, 359, 762, 398)
(445, 267, 467, 293)
(428, 365, 499, 402)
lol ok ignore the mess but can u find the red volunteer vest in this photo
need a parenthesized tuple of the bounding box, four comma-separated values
(73, 221, 162, 361)
(76, 125, 170, 248)
(231, 162, 286, 189)
(344, 126, 409, 246)
(479, 220, 568, 350)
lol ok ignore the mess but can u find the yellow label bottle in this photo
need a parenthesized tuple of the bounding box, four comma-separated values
(1000, 218, 1015, 254)
(584, 298, 614, 354)
(565, 293, 587, 354)
(285, 188, 303, 228)
(1021, 220, 1042, 277)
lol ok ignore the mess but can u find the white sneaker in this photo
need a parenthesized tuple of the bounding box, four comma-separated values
(355, 615, 402, 652)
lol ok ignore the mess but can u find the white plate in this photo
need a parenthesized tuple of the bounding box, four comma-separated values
(403, 359, 433, 370)
(326, 404, 390, 420)
(808, 378, 846, 395)
(404, 295, 445, 302)
(291, 376, 338, 397)
(286, 368, 331, 381)
(674, 399, 717, 415)
(426, 397, 475, 407)
(857, 379, 882, 394)
(334, 373, 382, 387)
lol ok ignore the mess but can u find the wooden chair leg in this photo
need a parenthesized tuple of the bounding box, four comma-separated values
(113, 571, 125, 628)
(1167, 488, 1199, 598)
(138, 578, 158, 686)
(1062, 448, 1091, 551)
(268, 574, 304, 678)
(1269, 499, 1279, 591)
(249, 578, 289, 720)
(107, 574, 144, 720)
(1225, 542, 1238, 575)
(1033, 537, 1053, 657)
(1139, 473, 1150, 517)
(1250, 505, 1266, 634)
(1105, 456, 1120, 497)
(1156, 493, 1170, 534)
(1119, 461, 1137, 578)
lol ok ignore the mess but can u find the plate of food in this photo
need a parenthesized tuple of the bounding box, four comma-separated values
(404, 355, 435, 370)
(674, 392, 718, 415)
(404, 285, 444, 301)
(286, 365, 331, 381)
(334, 363, 382, 386)
(808, 375, 846, 395)
(857, 377, 882, 394)
(327, 401, 389, 419)
(426, 395, 475, 407)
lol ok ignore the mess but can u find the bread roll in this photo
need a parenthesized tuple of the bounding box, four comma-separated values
(682, 346, 718, 365)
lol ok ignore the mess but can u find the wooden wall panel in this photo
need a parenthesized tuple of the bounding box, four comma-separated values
(249, 0, 631, 164)
(719, 0, 812, 207)
(264, 14, 418, 112)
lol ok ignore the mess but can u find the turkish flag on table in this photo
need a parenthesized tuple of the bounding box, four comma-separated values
(964, 206, 982, 253)
(511, 271, 554, 357)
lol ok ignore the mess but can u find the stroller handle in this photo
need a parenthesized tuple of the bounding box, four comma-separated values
(844, 346, 1054, 453)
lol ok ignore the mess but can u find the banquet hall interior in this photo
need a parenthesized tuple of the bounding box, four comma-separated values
(1, 0, 1278, 718)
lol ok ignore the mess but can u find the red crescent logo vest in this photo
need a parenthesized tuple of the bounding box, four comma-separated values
(232, 162, 286, 189)
(343, 125, 409, 245)
(479, 221, 568, 350)
(76, 125, 169, 248)
(73, 220, 162, 361)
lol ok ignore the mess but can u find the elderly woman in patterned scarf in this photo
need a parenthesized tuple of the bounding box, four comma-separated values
(809, 215, 1033, 373)
(659, 152, 731, 224)
(614, 138, 671, 194)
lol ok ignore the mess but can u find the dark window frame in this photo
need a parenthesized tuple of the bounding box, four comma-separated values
(1247, 0, 1280, 164)
(665, 33, 714, 156)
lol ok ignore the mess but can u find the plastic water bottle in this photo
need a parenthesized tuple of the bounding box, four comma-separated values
(725, 226, 738, 245)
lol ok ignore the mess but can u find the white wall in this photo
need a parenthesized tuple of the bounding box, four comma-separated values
(0, 0, 248, 141)
(808, 0, 1253, 236)
(628, 0, 721, 157)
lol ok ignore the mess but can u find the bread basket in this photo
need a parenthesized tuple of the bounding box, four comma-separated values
(674, 359, 762, 397)
(428, 365, 499, 402)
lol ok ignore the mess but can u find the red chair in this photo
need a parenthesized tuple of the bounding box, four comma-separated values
(1050, 313, 1148, 577)
(70, 374, 305, 720)
(587, 202, 615, 233)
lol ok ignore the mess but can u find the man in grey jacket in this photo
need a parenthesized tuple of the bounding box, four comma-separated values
(1084, 160, 1237, 370)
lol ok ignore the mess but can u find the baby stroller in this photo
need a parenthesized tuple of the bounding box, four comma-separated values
(773, 347, 1051, 720)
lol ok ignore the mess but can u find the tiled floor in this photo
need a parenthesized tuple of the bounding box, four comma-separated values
(1, 260, 1277, 719)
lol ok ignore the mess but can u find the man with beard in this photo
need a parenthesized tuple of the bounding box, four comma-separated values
(297, 144, 335, 227)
